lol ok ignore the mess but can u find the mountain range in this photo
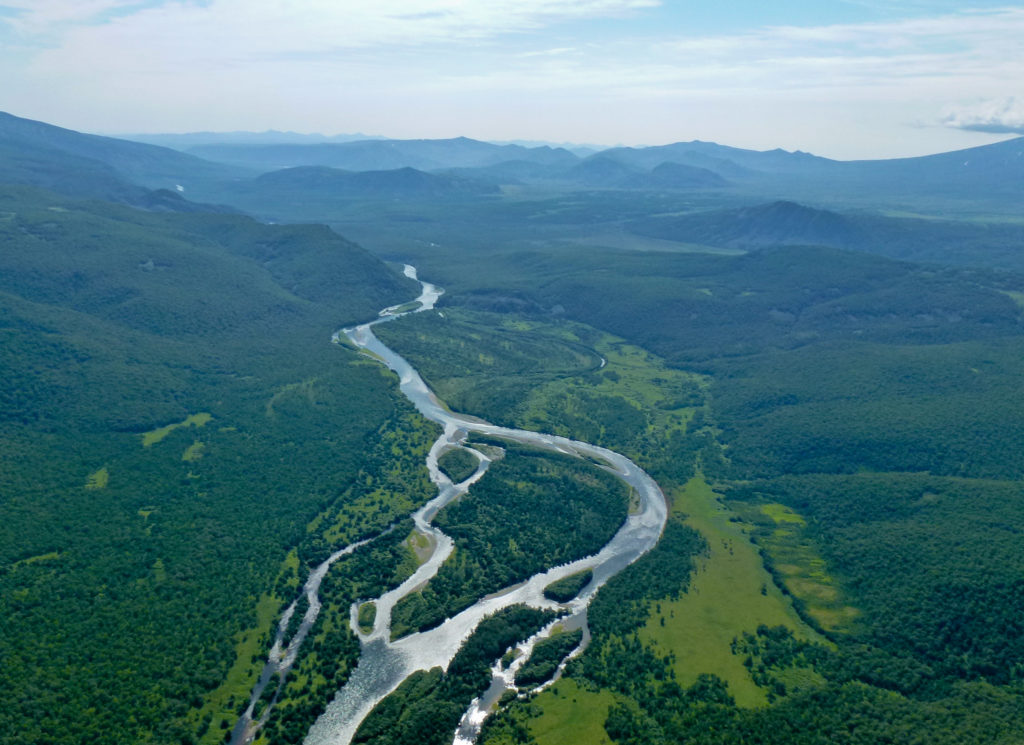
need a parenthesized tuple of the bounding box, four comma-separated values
(3, 111, 1022, 214)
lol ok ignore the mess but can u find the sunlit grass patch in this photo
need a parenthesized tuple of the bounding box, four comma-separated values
(182, 441, 205, 462)
(640, 475, 822, 708)
(141, 412, 212, 447)
(529, 679, 619, 745)
(333, 332, 358, 350)
(1000, 290, 1024, 308)
(406, 530, 434, 567)
(85, 466, 109, 490)
(761, 503, 806, 526)
(775, 665, 827, 692)
(807, 605, 861, 629)
(195, 591, 282, 745)
(385, 300, 422, 315)
(731, 501, 860, 634)
(12, 551, 61, 569)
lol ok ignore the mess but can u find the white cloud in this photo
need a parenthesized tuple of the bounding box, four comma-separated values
(3, 1, 1021, 158)
(766, 7, 1024, 44)
(941, 97, 1024, 133)
(16, 2, 1024, 94)
(519, 47, 578, 58)
(6, 0, 659, 51)
(1, 0, 152, 31)
(661, 8, 1024, 66)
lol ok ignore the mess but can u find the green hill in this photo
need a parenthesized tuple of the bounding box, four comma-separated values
(630, 200, 865, 248)
(0, 183, 420, 745)
(0, 111, 248, 206)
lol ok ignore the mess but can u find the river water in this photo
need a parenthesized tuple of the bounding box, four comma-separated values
(255, 265, 667, 745)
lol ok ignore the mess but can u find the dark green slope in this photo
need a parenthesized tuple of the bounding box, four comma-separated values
(630, 200, 868, 249)
(439, 244, 1021, 362)
(629, 199, 1024, 272)
(0, 137, 151, 204)
(842, 135, 1024, 198)
(0, 111, 249, 202)
(0, 185, 418, 745)
(0, 186, 412, 330)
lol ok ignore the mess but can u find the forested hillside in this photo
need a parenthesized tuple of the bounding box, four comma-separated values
(0, 183, 421, 744)
(0, 111, 247, 202)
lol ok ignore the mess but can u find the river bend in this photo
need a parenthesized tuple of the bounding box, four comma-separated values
(246, 265, 668, 745)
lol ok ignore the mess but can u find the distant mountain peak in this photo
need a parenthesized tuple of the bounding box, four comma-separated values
(251, 163, 498, 197)
(629, 199, 867, 250)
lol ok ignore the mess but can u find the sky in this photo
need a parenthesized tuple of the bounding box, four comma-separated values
(1, 0, 1022, 159)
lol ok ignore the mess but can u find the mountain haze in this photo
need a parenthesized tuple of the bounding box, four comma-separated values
(630, 200, 1024, 271)
(251, 165, 500, 198)
(0, 112, 248, 200)
(187, 137, 579, 173)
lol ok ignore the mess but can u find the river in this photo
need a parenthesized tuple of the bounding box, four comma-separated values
(235, 265, 668, 745)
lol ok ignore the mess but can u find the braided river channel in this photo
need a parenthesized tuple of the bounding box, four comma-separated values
(232, 266, 668, 745)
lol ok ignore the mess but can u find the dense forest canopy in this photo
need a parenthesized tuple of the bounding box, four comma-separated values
(0, 180, 420, 744)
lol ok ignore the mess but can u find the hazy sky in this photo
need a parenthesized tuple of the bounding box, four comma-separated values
(1, 0, 1022, 158)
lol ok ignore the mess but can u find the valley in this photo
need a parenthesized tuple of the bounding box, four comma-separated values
(2, 111, 1024, 745)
